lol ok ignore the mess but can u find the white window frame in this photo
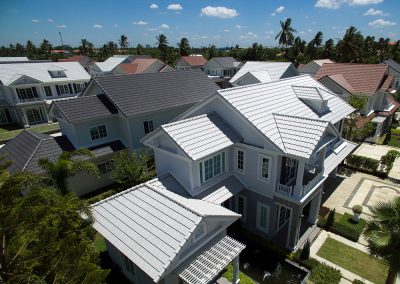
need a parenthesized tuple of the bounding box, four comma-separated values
(256, 202, 270, 233)
(236, 195, 247, 223)
(90, 124, 107, 141)
(59, 84, 70, 95)
(258, 154, 272, 183)
(25, 108, 45, 124)
(199, 151, 226, 184)
(234, 147, 246, 174)
(276, 204, 291, 231)
(43, 86, 53, 97)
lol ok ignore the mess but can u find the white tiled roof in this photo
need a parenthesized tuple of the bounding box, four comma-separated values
(91, 180, 239, 282)
(95, 56, 128, 72)
(196, 175, 244, 204)
(0, 62, 90, 85)
(218, 75, 355, 157)
(0, 57, 29, 62)
(293, 85, 326, 101)
(324, 140, 357, 175)
(162, 112, 241, 160)
(230, 61, 294, 84)
(273, 114, 329, 158)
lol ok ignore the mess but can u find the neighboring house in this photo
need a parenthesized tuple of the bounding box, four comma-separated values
(90, 179, 245, 284)
(0, 56, 29, 62)
(113, 58, 174, 75)
(143, 75, 356, 251)
(298, 59, 334, 76)
(0, 62, 91, 126)
(382, 58, 400, 90)
(203, 57, 242, 88)
(0, 130, 124, 195)
(49, 70, 220, 152)
(59, 55, 96, 74)
(315, 63, 400, 143)
(229, 61, 299, 86)
(92, 55, 152, 76)
(176, 55, 208, 71)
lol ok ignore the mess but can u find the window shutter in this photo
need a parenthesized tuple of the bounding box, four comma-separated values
(73, 83, 77, 93)
(32, 87, 38, 97)
(56, 85, 60, 95)
(68, 84, 73, 94)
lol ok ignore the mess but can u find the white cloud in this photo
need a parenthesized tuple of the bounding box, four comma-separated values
(299, 31, 306, 35)
(235, 25, 245, 29)
(271, 12, 276, 16)
(93, 24, 102, 29)
(133, 20, 149, 25)
(213, 35, 221, 39)
(56, 24, 67, 28)
(363, 8, 387, 16)
(315, 0, 383, 9)
(223, 29, 230, 32)
(147, 28, 158, 31)
(265, 30, 274, 34)
(369, 19, 396, 28)
(32, 19, 40, 23)
(47, 19, 53, 23)
(275, 6, 285, 13)
(150, 3, 158, 9)
(240, 32, 258, 39)
(201, 6, 239, 19)
(167, 3, 183, 10)
(160, 23, 169, 29)
(307, 28, 313, 32)
(114, 24, 119, 28)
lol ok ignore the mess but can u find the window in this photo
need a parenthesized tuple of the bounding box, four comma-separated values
(16, 87, 37, 101)
(235, 148, 245, 173)
(44, 86, 52, 97)
(57, 84, 70, 95)
(90, 125, 107, 140)
(236, 195, 247, 222)
(74, 83, 86, 93)
(123, 255, 135, 275)
(26, 108, 45, 124)
(256, 202, 270, 233)
(98, 160, 114, 174)
(258, 154, 271, 182)
(199, 152, 225, 183)
(277, 205, 291, 230)
(48, 70, 66, 78)
(143, 120, 154, 134)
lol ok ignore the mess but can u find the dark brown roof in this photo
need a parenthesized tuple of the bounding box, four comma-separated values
(315, 63, 388, 95)
(91, 70, 220, 117)
(181, 56, 207, 66)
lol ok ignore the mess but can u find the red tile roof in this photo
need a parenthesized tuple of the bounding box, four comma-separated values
(380, 74, 394, 92)
(118, 63, 140, 74)
(315, 63, 388, 96)
(181, 55, 207, 66)
(117, 58, 159, 74)
(355, 112, 376, 128)
(59, 55, 86, 62)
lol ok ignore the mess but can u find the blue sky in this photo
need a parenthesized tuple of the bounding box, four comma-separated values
(0, 0, 398, 48)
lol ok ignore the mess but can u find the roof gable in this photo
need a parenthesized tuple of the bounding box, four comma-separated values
(181, 55, 207, 66)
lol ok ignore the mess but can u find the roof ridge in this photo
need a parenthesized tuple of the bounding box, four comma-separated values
(272, 112, 330, 124)
(21, 136, 48, 171)
(272, 115, 287, 153)
(162, 112, 212, 128)
(292, 85, 324, 100)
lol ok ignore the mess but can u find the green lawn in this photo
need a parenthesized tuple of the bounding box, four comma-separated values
(0, 122, 60, 142)
(388, 135, 400, 148)
(93, 233, 107, 254)
(317, 237, 388, 284)
(222, 263, 255, 284)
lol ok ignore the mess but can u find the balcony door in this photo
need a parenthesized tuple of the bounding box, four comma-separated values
(280, 157, 298, 185)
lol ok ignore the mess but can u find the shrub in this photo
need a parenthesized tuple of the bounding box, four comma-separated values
(352, 280, 365, 284)
(317, 216, 327, 228)
(346, 155, 379, 173)
(391, 128, 400, 136)
(380, 150, 400, 174)
(328, 222, 360, 242)
(300, 239, 311, 260)
(86, 189, 118, 204)
(326, 208, 336, 228)
(309, 263, 342, 284)
(352, 205, 363, 214)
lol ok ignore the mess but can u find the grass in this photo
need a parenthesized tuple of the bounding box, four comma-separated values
(336, 213, 367, 234)
(222, 262, 255, 284)
(0, 122, 60, 142)
(93, 233, 107, 254)
(317, 237, 388, 284)
(388, 135, 400, 148)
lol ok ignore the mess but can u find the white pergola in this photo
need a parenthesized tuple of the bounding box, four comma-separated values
(179, 235, 246, 284)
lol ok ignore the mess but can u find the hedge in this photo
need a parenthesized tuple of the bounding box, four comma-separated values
(317, 213, 366, 242)
(380, 150, 400, 174)
(346, 154, 379, 173)
(391, 128, 400, 136)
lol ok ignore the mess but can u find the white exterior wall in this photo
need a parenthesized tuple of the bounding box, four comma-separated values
(298, 62, 319, 75)
(318, 77, 350, 100)
(176, 59, 190, 71)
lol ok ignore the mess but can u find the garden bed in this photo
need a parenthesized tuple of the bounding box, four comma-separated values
(318, 212, 366, 242)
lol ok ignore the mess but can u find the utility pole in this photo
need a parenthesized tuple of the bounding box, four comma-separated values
(59, 32, 64, 49)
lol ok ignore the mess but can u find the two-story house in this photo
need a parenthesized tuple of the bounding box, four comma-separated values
(175, 55, 208, 71)
(297, 59, 333, 76)
(113, 58, 174, 75)
(229, 61, 299, 86)
(315, 63, 400, 143)
(59, 55, 96, 74)
(203, 57, 242, 88)
(0, 62, 90, 126)
(92, 55, 152, 76)
(143, 75, 356, 250)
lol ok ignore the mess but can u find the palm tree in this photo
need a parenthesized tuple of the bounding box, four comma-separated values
(106, 41, 118, 55)
(275, 18, 297, 49)
(323, 38, 335, 58)
(156, 34, 169, 61)
(38, 149, 99, 195)
(177, 37, 190, 56)
(313, 31, 323, 48)
(119, 34, 128, 53)
(363, 196, 400, 284)
(136, 43, 144, 55)
(336, 26, 363, 62)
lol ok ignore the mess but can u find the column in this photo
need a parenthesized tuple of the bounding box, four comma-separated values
(329, 166, 338, 178)
(308, 190, 322, 224)
(317, 147, 326, 174)
(22, 108, 29, 127)
(232, 256, 240, 284)
(293, 160, 305, 198)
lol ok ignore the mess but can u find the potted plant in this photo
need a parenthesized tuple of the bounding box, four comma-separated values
(352, 205, 363, 223)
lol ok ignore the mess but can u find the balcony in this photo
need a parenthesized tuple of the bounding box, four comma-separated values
(17, 97, 43, 104)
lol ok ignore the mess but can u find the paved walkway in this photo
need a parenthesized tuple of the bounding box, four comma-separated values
(353, 143, 400, 180)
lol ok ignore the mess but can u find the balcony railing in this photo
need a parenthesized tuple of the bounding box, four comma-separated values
(302, 172, 323, 196)
(277, 183, 293, 196)
(18, 97, 42, 104)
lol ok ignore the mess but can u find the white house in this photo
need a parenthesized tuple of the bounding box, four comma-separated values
(298, 59, 333, 76)
(90, 178, 245, 284)
(143, 75, 356, 251)
(0, 62, 91, 126)
(203, 57, 242, 78)
(113, 58, 173, 75)
(229, 61, 299, 86)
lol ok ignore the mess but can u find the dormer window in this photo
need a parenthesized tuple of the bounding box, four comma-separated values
(48, 70, 67, 78)
(199, 152, 225, 184)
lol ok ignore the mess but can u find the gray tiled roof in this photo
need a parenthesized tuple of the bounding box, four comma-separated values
(91, 70, 220, 117)
(53, 94, 118, 123)
(382, 58, 400, 73)
(211, 57, 240, 68)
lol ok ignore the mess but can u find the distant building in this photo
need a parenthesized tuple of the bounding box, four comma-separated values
(298, 59, 334, 76)
(202, 57, 242, 88)
(0, 57, 29, 62)
(59, 55, 96, 74)
(92, 55, 152, 76)
(113, 58, 174, 75)
(175, 55, 207, 71)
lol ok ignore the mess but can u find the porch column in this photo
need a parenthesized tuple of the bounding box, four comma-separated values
(317, 147, 326, 173)
(21, 109, 29, 127)
(293, 160, 305, 198)
(308, 190, 322, 224)
(41, 106, 49, 123)
(329, 166, 338, 178)
(232, 256, 240, 284)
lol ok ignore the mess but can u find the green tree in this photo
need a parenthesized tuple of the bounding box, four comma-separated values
(106, 41, 118, 55)
(207, 45, 218, 59)
(79, 38, 94, 57)
(110, 150, 155, 190)
(177, 37, 190, 56)
(39, 38, 52, 58)
(119, 34, 128, 53)
(363, 197, 400, 284)
(26, 40, 36, 59)
(336, 26, 363, 62)
(156, 34, 169, 62)
(38, 149, 99, 195)
(136, 43, 144, 55)
(275, 18, 297, 49)
(0, 170, 108, 283)
(323, 38, 335, 59)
